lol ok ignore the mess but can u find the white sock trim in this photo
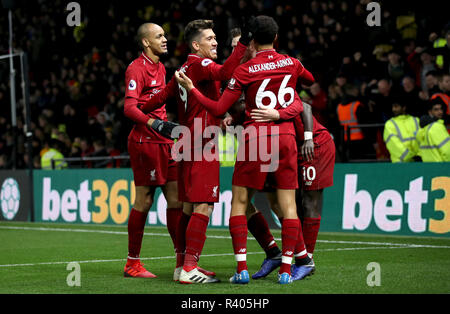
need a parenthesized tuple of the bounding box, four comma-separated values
(235, 254, 247, 262)
(294, 249, 307, 258)
(281, 255, 293, 265)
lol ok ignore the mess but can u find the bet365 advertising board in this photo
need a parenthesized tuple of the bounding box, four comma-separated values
(31, 163, 450, 237)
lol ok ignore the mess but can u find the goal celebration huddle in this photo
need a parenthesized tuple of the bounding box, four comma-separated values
(123, 15, 335, 285)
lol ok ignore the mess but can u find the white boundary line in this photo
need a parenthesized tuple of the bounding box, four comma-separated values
(1, 225, 449, 268)
(0, 248, 415, 268)
(1, 225, 449, 249)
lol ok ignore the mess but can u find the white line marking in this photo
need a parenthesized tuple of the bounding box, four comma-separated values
(1, 225, 449, 249)
(0, 247, 413, 268)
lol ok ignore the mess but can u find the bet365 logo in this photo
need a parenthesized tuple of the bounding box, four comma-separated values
(342, 175, 450, 235)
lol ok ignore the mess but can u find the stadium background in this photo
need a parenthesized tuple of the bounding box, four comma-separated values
(0, 1, 449, 238)
(0, 0, 449, 168)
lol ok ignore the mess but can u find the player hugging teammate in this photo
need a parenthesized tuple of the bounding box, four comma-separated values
(124, 15, 335, 285)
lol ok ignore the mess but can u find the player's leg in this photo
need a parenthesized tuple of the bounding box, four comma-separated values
(249, 193, 283, 279)
(124, 185, 157, 278)
(179, 202, 219, 284)
(161, 180, 183, 249)
(276, 188, 301, 284)
(246, 202, 281, 260)
(229, 185, 255, 284)
(301, 189, 323, 258)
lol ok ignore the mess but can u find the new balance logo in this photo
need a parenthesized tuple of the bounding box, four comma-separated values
(238, 248, 246, 253)
(284, 251, 293, 256)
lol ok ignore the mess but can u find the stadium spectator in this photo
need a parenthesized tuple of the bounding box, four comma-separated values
(400, 75, 426, 117)
(417, 99, 450, 161)
(40, 138, 67, 170)
(430, 72, 450, 115)
(337, 84, 372, 160)
(383, 100, 420, 162)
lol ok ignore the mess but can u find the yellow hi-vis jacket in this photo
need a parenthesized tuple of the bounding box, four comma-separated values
(383, 114, 420, 162)
(41, 148, 67, 170)
(417, 119, 450, 162)
(218, 132, 238, 167)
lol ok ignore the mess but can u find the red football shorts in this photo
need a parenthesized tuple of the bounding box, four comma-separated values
(177, 159, 220, 203)
(128, 141, 177, 186)
(232, 134, 298, 190)
(298, 138, 335, 190)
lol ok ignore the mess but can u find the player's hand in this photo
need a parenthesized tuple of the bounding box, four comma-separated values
(301, 140, 315, 162)
(148, 119, 180, 139)
(239, 16, 256, 46)
(175, 71, 195, 92)
(222, 115, 234, 127)
(250, 108, 280, 122)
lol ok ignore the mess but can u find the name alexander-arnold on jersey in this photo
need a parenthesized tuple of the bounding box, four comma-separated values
(248, 58, 294, 73)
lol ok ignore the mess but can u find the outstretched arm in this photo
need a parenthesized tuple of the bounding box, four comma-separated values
(175, 70, 241, 117)
(140, 76, 177, 113)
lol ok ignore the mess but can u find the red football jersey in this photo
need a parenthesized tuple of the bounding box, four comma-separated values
(140, 42, 247, 145)
(189, 48, 305, 139)
(124, 52, 172, 144)
(293, 115, 332, 146)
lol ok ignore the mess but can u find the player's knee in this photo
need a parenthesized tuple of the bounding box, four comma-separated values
(134, 196, 153, 212)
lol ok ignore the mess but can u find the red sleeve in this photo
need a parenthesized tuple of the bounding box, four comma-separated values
(200, 42, 247, 81)
(140, 76, 177, 113)
(123, 67, 150, 125)
(299, 68, 315, 86)
(189, 87, 241, 117)
(278, 95, 304, 120)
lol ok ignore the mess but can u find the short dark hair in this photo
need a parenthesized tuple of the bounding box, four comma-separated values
(184, 19, 214, 49)
(230, 27, 241, 39)
(252, 15, 278, 45)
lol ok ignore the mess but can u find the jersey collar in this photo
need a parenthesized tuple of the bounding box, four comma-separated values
(141, 52, 156, 65)
(256, 49, 276, 55)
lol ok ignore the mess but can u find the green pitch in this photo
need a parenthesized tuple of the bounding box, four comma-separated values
(0, 221, 449, 294)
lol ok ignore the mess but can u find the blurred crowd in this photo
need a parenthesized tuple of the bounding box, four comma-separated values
(0, 0, 449, 168)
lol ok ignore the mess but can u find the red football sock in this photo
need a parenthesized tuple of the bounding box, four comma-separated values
(229, 215, 248, 273)
(127, 208, 148, 260)
(303, 216, 321, 256)
(294, 218, 309, 261)
(183, 213, 209, 272)
(247, 212, 278, 253)
(280, 218, 299, 275)
(175, 212, 191, 268)
(166, 207, 183, 249)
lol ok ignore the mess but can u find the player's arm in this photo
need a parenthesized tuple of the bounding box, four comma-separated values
(299, 102, 314, 161)
(299, 68, 315, 86)
(296, 57, 315, 87)
(123, 69, 151, 125)
(206, 42, 247, 81)
(251, 94, 304, 122)
(175, 70, 241, 117)
(139, 76, 177, 113)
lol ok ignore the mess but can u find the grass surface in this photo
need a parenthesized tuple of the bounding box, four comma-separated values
(0, 221, 449, 294)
